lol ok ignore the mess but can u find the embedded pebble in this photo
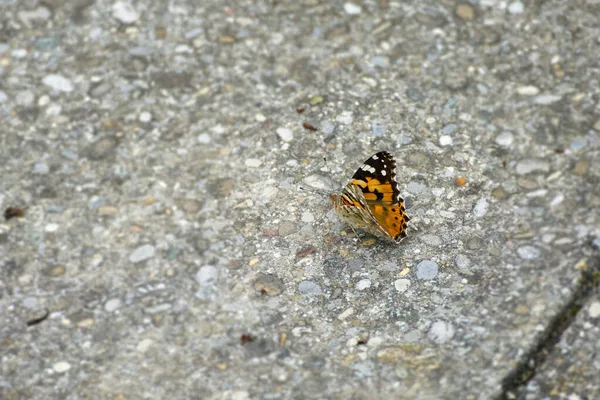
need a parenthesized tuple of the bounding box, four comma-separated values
(589, 302, 600, 319)
(516, 86, 540, 96)
(516, 159, 550, 175)
(19, 7, 51, 27)
(104, 298, 122, 312)
(407, 181, 428, 194)
(394, 279, 410, 293)
(298, 281, 323, 295)
(371, 56, 389, 68)
(198, 133, 211, 144)
(441, 124, 457, 135)
(16, 91, 35, 107)
(253, 273, 285, 296)
(338, 307, 354, 320)
(508, 1, 524, 14)
(136, 339, 154, 353)
(53, 361, 71, 373)
(517, 245, 541, 260)
(45, 223, 59, 233)
(112, 1, 139, 24)
(129, 244, 156, 263)
(336, 111, 354, 125)
(428, 321, 455, 343)
(301, 211, 314, 223)
(534, 94, 562, 105)
(139, 111, 152, 123)
(0, 90, 7, 103)
(33, 162, 49, 174)
(343, 3, 361, 15)
(417, 260, 439, 280)
(86, 136, 118, 160)
(321, 121, 335, 135)
(42, 74, 74, 92)
(570, 138, 587, 152)
(356, 279, 372, 291)
(439, 135, 453, 146)
(455, 3, 475, 21)
(420, 234, 442, 246)
(495, 131, 514, 147)
(454, 254, 471, 269)
(276, 127, 293, 142)
(472, 198, 489, 218)
(196, 266, 218, 286)
(245, 158, 262, 168)
(278, 221, 297, 236)
(23, 297, 38, 309)
(372, 120, 386, 137)
(302, 174, 337, 191)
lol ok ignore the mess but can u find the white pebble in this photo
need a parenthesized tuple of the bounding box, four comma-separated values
(45, 223, 59, 233)
(245, 158, 262, 168)
(104, 298, 122, 312)
(276, 127, 294, 142)
(139, 111, 152, 123)
(472, 198, 489, 218)
(129, 244, 155, 263)
(428, 321, 455, 343)
(495, 131, 514, 147)
(534, 94, 562, 105)
(589, 301, 600, 319)
(355, 279, 372, 291)
(516, 85, 540, 96)
(136, 339, 154, 353)
(198, 133, 211, 144)
(439, 135, 453, 146)
(508, 1, 524, 14)
(42, 74, 74, 92)
(112, 1, 139, 24)
(343, 3, 361, 14)
(394, 279, 410, 293)
(517, 245, 541, 260)
(53, 361, 71, 373)
(336, 111, 354, 125)
(255, 113, 266, 122)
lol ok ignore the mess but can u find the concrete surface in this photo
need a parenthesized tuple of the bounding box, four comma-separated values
(1, 0, 599, 399)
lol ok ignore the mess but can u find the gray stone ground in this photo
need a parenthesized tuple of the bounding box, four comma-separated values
(1, 0, 599, 399)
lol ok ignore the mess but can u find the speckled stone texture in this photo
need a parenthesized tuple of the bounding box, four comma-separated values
(1, 1, 599, 399)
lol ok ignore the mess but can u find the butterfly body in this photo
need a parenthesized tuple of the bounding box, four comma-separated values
(331, 151, 409, 242)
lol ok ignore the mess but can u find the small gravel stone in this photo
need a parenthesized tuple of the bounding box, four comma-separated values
(136, 339, 154, 353)
(421, 234, 442, 246)
(517, 245, 541, 260)
(394, 279, 410, 293)
(139, 111, 152, 123)
(428, 321, 455, 343)
(495, 131, 514, 147)
(301, 211, 314, 223)
(16, 91, 35, 107)
(53, 361, 71, 373)
(198, 133, 211, 144)
(417, 260, 439, 280)
(86, 136, 118, 160)
(454, 254, 471, 269)
(356, 279, 372, 291)
(321, 121, 335, 135)
(112, 1, 139, 24)
(372, 120, 386, 137)
(278, 221, 297, 236)
(0, 90, 8, 103)
(253, 273, 285, 296)
(455, 3, 475, 21)
(343, 3, 361, 15)
(516, 86, 540, 96)
(104, 298, 122, 312)
(129, 244, 156, 263)
(33, 162, 50, 174)
(23, 297, 37, 309)
(589, 301, 600, 319)
(298, 280, 323, 295)
(441, 124, 457, 135)
(508, 1, 524, 14)
(196, 265, 218, 286)
(473, 198, 489, 218)
(336, 111, 353, 125)
(338, 307, 354, 320)
(302, 174, 336, 191)
(439, 135, 453, 146)
(42, 74, 74, 92)
(515, 159, 550, 175)
(276, 127, 294, 142)
(534, 94, 562, 105)
(407, 181, 428, 194)
(245, 158, 262, 168)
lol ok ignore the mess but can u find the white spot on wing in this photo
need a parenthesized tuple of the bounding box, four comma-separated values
(372, 155, 379, 160)
(381, 170, 386, 176)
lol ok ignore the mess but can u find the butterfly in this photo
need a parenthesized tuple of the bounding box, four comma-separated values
(330, 151, 410, 242)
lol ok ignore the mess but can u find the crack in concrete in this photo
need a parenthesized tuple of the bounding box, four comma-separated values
(497, 254, 600, 400)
